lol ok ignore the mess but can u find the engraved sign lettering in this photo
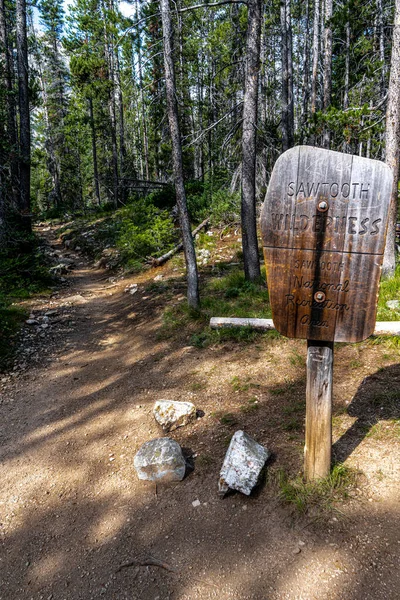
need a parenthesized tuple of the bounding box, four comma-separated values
(260, 146, 393, 343)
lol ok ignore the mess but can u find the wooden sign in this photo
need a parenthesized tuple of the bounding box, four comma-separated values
(261, 146, 393, 343)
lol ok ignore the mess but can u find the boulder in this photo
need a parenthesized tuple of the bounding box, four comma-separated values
(219, 430, 269, 496)
(153, 400, 196, 432)
(134, 438, 186, 482)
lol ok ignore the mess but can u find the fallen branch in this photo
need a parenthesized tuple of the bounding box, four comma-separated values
(116, 555, 177, 574)
(116, 554, 220, 590)
(150, 217, 210, 267)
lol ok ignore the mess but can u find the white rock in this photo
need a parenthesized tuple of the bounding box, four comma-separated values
(124, 283, 138, 294)
(154, 274, 163, 281)
(153, 400, 197, 432)
(218, 430, 269, 496)
(386, 300, 400, 310)
(192, 499, 201, 507)
(134, 438, 186, 482)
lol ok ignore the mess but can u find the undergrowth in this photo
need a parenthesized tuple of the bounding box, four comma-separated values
(0, 232, 53, 370)
(376, 264, 400, 321)
(160, 268, 274, 346)
(59, 197, 177, 271)
(276, 463, 359, 515)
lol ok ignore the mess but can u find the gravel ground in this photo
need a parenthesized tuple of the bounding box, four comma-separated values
(0, 227, 399, 600)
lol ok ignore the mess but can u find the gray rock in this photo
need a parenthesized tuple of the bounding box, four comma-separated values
(134, 438, 186, 482)
(386, 300, 400, 310)
(124, 283, 138, 295)
(153, 400, 196, 432)
(219, 430, 269, 496)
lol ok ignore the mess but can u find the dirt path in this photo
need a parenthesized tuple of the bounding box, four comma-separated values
(0, 227, 399, 600)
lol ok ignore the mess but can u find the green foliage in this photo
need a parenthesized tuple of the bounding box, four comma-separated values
(161, 268, 271, 346)
(60, 197, 177, 271)
(377, 265, 400, 321)
(117, 200, 176, 269)
(277, 464, 359, 515)
(209, 189, 241, 225)
(0, 232, 53, 370)
(240, 398, 260, 413)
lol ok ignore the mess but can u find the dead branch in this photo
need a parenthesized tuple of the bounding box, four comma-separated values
(150, 217, 210, 267)
(178, 0, 246, 12)
(116, 555, 177, 574)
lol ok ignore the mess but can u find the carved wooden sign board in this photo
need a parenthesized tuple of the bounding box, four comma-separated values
(261, 146, 393, 343)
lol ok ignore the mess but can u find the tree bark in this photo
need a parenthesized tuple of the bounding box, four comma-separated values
(0, 0, 18, 211)
(16, 0, 31, 230)
(286, 0, 294, 146)
(300, 0, 310, 143)
(241, 0, 262, 282)
(343, 20, 350, 111)
(160, 0, 200, 309)
(136, 0, 150, 180)
(88, 96, 101, 206)
(382, 0, 400, 277)
(311, 0, 320, 115)
(322, 0, 332, 149)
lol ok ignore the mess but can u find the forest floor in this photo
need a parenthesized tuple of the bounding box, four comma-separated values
(0, 225, 400, 600)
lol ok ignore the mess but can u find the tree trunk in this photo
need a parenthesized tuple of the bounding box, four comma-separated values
(382, 0, 400, 277)
(16, 0, 31, 230)
(300, 0, 310, 143)
(286, 0, 294, 146)
(343, 19, 350, 111)
(0, 0, 18, 211)
(311, 0, 320, 115)
(280, 0, 289, 150)
(322, 0, 333, 149)
(241, 0, 261, 281)
(136, 0, 149, 180)
(160, 0, 199, 309)
(88, 96, 101, 206)
(377, 0, 386, 94)
(115, 48, 128, 202)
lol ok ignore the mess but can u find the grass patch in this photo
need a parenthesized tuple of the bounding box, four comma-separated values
(240, 398, 260, 413)
(160, 267, 273, 346)
(368, 335, 400, 350)
(365, 419, 400, 440)
(283, 400, 306, 416)
(211, 411, 239, 426)
(276, 463, 359, 515)
(230, 376, 250, 392)
(377, 265, 400, 321)
(282, 418, 303, 432)
(289, 349, 306, 367)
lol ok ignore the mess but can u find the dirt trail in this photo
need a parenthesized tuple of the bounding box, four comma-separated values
(0, 227, 399, 600)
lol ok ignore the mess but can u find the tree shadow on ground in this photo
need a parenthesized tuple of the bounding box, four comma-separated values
(1, 248, 400, 598)
(332, 363, 400, 463)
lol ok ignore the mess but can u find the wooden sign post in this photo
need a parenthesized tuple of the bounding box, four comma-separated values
(260, 146, 393, 480)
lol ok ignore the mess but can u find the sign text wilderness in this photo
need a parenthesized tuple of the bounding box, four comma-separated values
(260, 146, 393, 343)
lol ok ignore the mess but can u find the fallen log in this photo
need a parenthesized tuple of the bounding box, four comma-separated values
(150, 217, 210, 267)
(209, 317, 400, 336)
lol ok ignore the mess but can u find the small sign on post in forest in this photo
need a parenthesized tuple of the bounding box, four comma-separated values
(261, 146, 393, 480)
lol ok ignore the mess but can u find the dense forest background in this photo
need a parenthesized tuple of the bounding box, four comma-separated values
(1, 0, 400, 297)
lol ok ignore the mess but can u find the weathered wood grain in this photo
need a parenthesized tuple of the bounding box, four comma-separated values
(260, 146, 393, 342)
(304, 342, 333, 481)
